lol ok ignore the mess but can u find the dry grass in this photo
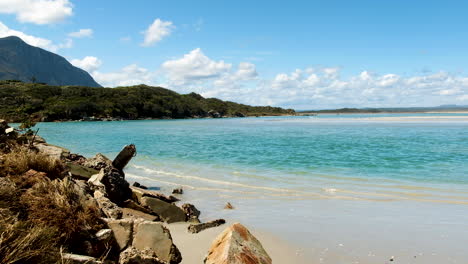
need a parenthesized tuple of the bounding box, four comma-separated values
(0, 146, 64, 178)
(0, 217, 60, 264)
(21, 177, 104, 253)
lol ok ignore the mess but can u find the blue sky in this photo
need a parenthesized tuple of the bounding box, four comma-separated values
(1, 0, 468, 109)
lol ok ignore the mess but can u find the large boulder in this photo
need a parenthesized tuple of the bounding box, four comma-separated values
(140, 197, 186, 223)
(104, 219, 134, 251)
(204, 223, 272, 264)
(119, 247, 164, 264)
(132, 221, 182, 264)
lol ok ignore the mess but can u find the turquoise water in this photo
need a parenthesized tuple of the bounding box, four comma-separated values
(34, 114, 468, 263)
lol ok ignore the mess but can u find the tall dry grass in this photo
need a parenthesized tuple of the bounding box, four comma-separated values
(0, 146, 64, 178)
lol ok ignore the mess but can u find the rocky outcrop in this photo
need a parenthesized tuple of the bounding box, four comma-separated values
(188, 219, 225, 234)
(140, 196, 186, 223)
(67, 162, 99, 180)
(204, 223, 272, 264)
(132, 221, 182, 264)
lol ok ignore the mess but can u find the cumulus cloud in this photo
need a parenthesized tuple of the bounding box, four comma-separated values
(0, 0, 73, 25)
(93, 64, 156, 87)
(161, 48, 232, 85)
(141, 18, 173, 46)
(68, 28, 93, 38)
(0, 21, 72, 52)
(70, 56, 102, 73)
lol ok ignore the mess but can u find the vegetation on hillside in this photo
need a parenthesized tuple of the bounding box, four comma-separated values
(0, 80, 295, 122)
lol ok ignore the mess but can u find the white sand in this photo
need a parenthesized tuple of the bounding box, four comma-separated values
(167, 222, 308, 264)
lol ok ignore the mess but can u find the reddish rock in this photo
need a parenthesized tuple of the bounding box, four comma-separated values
(204, 223, 272, 264)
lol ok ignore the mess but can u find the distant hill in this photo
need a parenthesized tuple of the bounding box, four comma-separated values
(0, 36, 101, 87)
(0, 80, 295, 122)
(298, 105, 468, 114)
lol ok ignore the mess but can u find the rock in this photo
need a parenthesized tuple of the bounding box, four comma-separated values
(224, 202, 234, 209)
(33, 135, 46, 144)
(4, 127, 14, 134)
(132, 221, 182, 264)
(84, 153, 112, 170)
(62, 253, 102, 264)
(104, 219, 133, 250)
(94, 190, 123, 219)
(122, 208, 159, 221)
(188, 219, 225, 234)
(122, 199, 156, 215)
(113, 144, 136, 171)
(0, 119, 9, 134)
(67, 162, 99, 180)
(89, 168, 132, 205)
(67, 153, 86, 164)
(34, 143, 70, 160)
(140, 197, 186, 224)
(133, 182, 148, 189)
(204, 223, 272, 264)
(95, 229, 113, 241)
(172, 188, 183, 194)
(208, 110, 221, 118)
(119, 247, 164, 264)
(131, 187, 179, 204)
(181, 203, 200, 222)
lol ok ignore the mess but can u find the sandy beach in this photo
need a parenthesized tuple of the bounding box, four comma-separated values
(167, 222, 309, 264)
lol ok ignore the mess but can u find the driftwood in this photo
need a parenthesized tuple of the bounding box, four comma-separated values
(113, 144, 136, 170)
(188, 219, 226, 234)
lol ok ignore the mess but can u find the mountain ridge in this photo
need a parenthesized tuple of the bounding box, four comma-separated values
(0, 36, 101, 87)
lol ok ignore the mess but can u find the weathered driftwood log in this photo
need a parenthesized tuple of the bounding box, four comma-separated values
(113, 144, 136, 170)
(188, 219, 226, 234)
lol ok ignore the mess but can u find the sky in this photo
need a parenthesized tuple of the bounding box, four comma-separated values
(1, 0, 468, 109)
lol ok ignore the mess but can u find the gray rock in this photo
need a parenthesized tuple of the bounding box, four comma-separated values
(34, 143, 70, 160)
(89, 168, 132, 205)
(132, 221, 182, 264)
(119, 247, 164, 264)
(122, 208, 159, 222)
(105, 219, 134, 250)
(172, 188, 183, 194)
(113, 144, 136, 171)
(67, 162, 99, 180)
(204, 223, 272, 264)
(94, 192, 123, 219)
(84, 153, 113, 170)
(131, 187, 179, 204)
(188, 219, 225, 234)
(140, 197, 186, 223)
(62, 253, 102, 264)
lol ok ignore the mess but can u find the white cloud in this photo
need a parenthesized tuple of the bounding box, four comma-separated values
(93, 64, 156, 87)
(0, 21, 72, 52)
(141, 18, 173, 47)
(161, 48, 231, 85)
(0, 0, 73, 25)
(68, 28, 93, 38)
(70, 56, 102, 73)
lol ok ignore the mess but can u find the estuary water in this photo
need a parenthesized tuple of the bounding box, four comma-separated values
(36, 114, 468, 263)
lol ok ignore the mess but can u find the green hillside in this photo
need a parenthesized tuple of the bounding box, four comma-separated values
(0, 80, 294, 122)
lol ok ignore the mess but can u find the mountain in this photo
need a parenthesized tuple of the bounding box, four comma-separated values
(0, 36, 101, 87)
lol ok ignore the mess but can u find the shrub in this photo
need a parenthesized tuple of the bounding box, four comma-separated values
(0, 147, 64, 178)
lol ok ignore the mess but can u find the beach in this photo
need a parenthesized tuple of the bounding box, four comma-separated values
(34, 113, 468, 263)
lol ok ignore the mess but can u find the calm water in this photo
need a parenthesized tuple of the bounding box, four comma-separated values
(35, 114, 468, 263)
